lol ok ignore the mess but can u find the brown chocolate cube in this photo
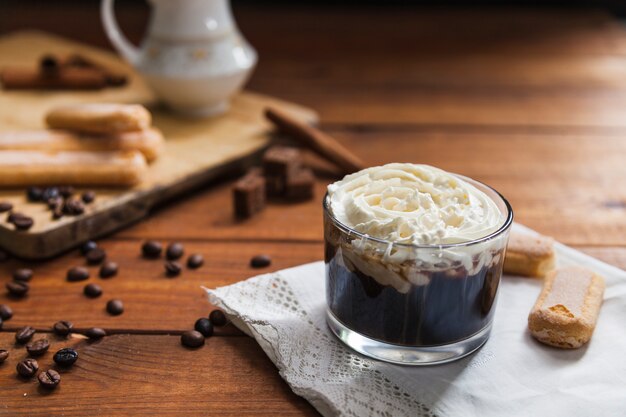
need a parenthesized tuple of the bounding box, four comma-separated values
(233, 168, 266, 219)
(263, 146, 302, 179)
(285, 167, 315, 201)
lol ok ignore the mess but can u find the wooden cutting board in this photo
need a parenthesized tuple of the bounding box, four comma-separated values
(0, 31, 317, 260)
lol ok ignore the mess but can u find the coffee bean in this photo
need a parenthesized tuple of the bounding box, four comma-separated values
(0, 304, 13, 320)
(47, 196, 63, 210)
(181, 330, 205, 348)
(209, 310, 227, 327)
(85, 327, 106, 340)
(187, 254, 204, 269)
(16, 358, 38, 377)
(63, 196, 85, 215)
(26, 339, 50, 356)
(53, 348, 78, 367)
(58, 186, 74, 198)
(194, 318, 214, 337)
(164, 261, 182, 277)
(0, 249, 9, 262)
(106, 299, 124, 316)
(0, 201, 12, 212)
(0, 349, 8, 363)
(85, 247, 106, 265)
(99, 261, 118, 278)
(166, 242, 184, 260)
(12, 268, 33, 282)
(53, 320, 73, 336)
(41, 187, 60, 201)
(84, 283, 102, 298)
(67, 266, 89, 282)
(7, 211, 27, 223)
(142, 240, 162, 258)
(26, 187, 43, 202)
(80, 240, 98, 255)
(15, 326, 35, 344)
(6, 281, 29, 297)
(12, 215, 34, 231)
(52, 206, 64, 220)
(250, 254, 271, 268)
(38, 369, 61, 389)
(81, 190, 96, 204)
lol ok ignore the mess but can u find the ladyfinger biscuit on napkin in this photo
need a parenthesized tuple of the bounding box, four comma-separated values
(45, 103, 151, 134)
(0, 150, 146, 186)
(528, 266, 604, 349)
(504, 231, 555, 277)
(0, 128, 163, 162)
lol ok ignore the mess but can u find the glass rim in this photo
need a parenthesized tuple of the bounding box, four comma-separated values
(322, 173, 514, 249)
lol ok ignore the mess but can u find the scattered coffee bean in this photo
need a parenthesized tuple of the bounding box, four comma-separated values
(67, 266, 89, 282)
(194, 318, 214, 337)
(187, 254, 204, 269)
(0, 249, 8, 262)
(80, 240, 98, 255)
(165, 261, 182, 277)
(47, 196, 63, 210)
(38, 369, 61, 389)
(26, 187, 44, 202)
(86, 247, 106, 265)
(209, 309, 227, 327)
(106, 299, 124, 316)
(6, 281, 29, 297)
(0, 201, 12, 212)
(84, 283, 102, 298)
(7, 211, 26, 223)
(250, 254, 271, 268)
(63, 196, 85, 215)
(26, 339, 50, 356)
(0, 304, 13, 320)
(0, 349, 8, 363)
(142, 240, 162, 258)
(52, 320, 73, 336)
(42, 187, 60, 201)
(12, 268, 33, 282)
(82, 190, 96, 203)
(166, 242, 184, 260)
(99, 261, 118, 278)
(52, 205, 64, 220)
(58, 186, 74, 198)
(16, 358, 38, 377)
(15, 326, 36, 344)
(12, 215, 34, 231)
(53, 348, 78, 367)
(181, 330, 205, 348)
(85, 327, 106, 340)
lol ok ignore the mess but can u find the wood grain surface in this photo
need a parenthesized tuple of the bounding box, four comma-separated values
(1, 5, 626, 416)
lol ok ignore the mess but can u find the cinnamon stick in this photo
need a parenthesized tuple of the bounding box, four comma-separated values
(265, 107, 366, 175)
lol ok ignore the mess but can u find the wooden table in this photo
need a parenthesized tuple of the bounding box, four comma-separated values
(1, 5, 626, 416)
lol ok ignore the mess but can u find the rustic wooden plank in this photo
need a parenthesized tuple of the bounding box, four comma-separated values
(118, 131, 626, 246)
(0, 333, 318, 416)
(0, 241, 322, 331)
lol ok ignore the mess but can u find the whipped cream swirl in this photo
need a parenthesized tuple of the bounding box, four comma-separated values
(327, 163, 504, 245)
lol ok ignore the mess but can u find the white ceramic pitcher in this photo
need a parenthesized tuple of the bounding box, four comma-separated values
(101, 0, 257, 117)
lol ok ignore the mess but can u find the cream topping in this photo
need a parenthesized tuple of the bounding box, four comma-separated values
(328, 163, 504, 245)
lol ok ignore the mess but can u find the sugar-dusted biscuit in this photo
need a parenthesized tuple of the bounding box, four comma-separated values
(0, 128, 163, 162)
(504, 231, 555, 277)
(528, 266, 604, 349)
(0, 150, 146, 186)
(45, 103, 151, 134)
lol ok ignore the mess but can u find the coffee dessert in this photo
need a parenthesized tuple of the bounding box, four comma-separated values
(324, 163, 513, 364)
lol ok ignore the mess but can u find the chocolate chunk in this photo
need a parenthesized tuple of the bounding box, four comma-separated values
(142, 240, 162, 258)
(67, 266, 89, 282)
(181, 330, 204, 348)
(12, 215, 34, 231)
(85, 327, 106, 340)
(26, 187, 44, 202)
(38, 369, 61, 389)
(194, 318, 214, 337)
(262, 146, 302, 179)
(99, 261, 118, 278)
(250, 254, 272, 268)
(106, 299, 124, 316)
(53, 348, 78, 367)
(209, 309, 227, 327)
(13, 268, 33, 282)
(166, 242, 184, 260)
(0, 201, 13, 212)
(0, 304, 13, 320)
(165, 261, 182, 277)
(63, 196, 85, 215)
(84, 283, 102, 298)
(85, 247, 106, 265)
(15, 326, 36, 344)
(187, 254, 204, 269)
(82, 190, 96, 203)
(285, 167, 315, 201)
(80, 240, 98, 255)
(0, 349, 8, 363)
(6, 281, 29, 297)
(233, 168, 266, 219)
(16, 358, 38, 377)
(52, 320, 73, 336)
(26, 338, 50, 356)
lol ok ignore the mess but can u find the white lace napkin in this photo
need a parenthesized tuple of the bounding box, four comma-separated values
(205, 224, 626, 417)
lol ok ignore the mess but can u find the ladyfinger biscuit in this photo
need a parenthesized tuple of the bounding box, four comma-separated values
(0, 150, 146, 186)
(0, 128, 163, 162)
(45, 103, 151, 134)
(504, 231, 555, 277)
(528, 266, 604, 349)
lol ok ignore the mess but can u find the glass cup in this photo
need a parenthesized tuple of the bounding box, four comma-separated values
(324, 176, 513, 365)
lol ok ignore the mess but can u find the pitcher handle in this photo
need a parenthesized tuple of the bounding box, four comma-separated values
(100, 0, 140, 65)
